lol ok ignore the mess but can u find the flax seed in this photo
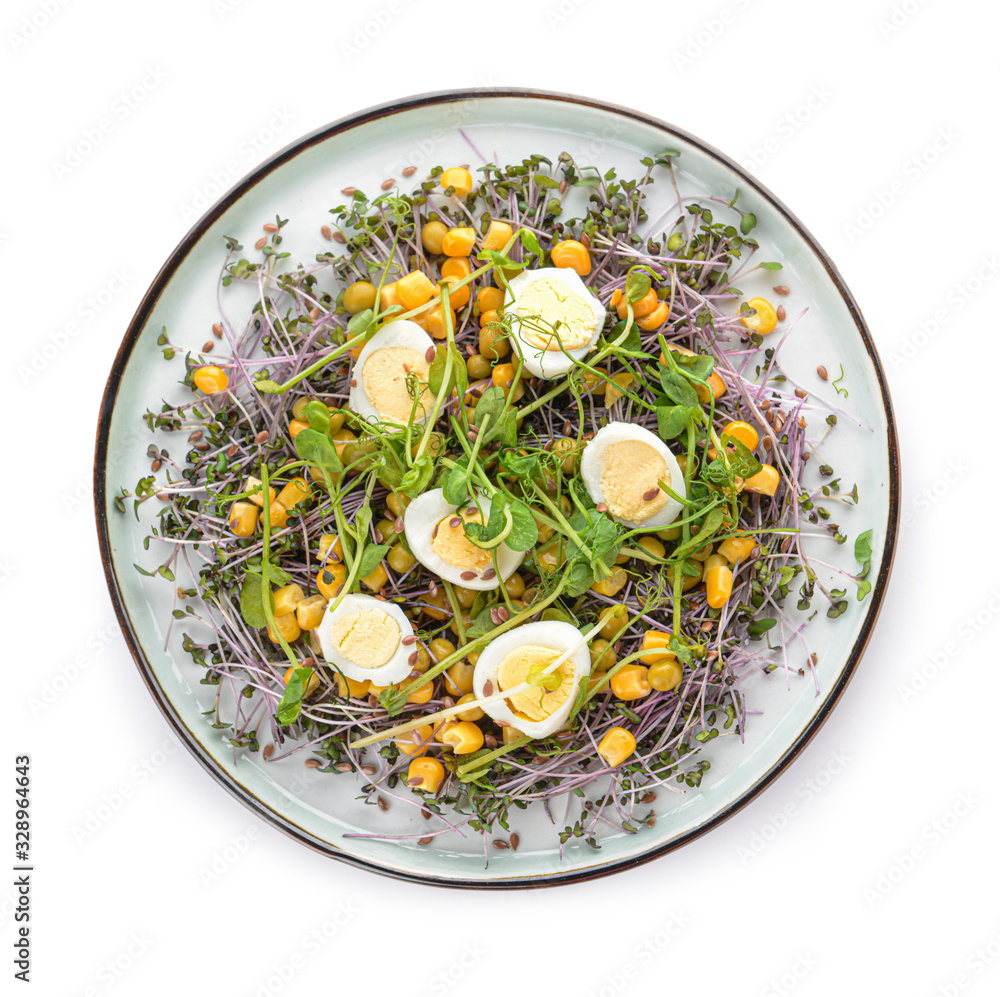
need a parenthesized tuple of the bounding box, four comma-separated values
(798, 417, 807, 430)
(394, 517, 404, 534)
(493, 840, 509, 850)
(194, 441, 210, 452)
(305, 758, 322, 769)
(484, 735, 497, 749)
(496, 606, 509, 622)
(381, 178, 395, 190)
(408, 651, 419, 666)
(425, 347, 436, 363)
(255, 237, 267, 250)
(408, 776, 423, 787)
(817, 365, 828, 380)
(510, 833, 520, 850)
(421, 808, 432, 820)
(449, 516, 462, 528)
(336, 762, 353, 773)
(460, 570, 477, 581)
(640, 791, 657, 804)
(762, 436, 773, 452)
(483, 680, 494, 697)
(402, 634, 417, 646)
(263, 744, 274, 761)
(795, 388, 807, 399)
(402, 165, 417, 177)
(202, 340, 214, 353)
(188, 431, 203, 442)
(773, 285, 790, 296)
(226, 444, 238, 457)
(377, 796, 389, 812)
(341, 186, 356, 196)
(361, 765, 376, 776)
(350, 379, 357, 388)
(482, 568, 496, 580)
(642, 487, 659, 501)
(212, 322, 223, 338)
(418, 836, 433, 845)
(333, 231, 346, 244)
(263, 222, 278, 233)
(151, 458, 162, 472)
(320, 225, 333, 240)
(254, 430, 269, 445)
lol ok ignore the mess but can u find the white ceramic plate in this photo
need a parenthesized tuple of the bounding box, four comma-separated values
(95, 89, 899, 888)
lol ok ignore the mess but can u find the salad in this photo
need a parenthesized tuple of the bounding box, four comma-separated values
(125, 150, 871, 855)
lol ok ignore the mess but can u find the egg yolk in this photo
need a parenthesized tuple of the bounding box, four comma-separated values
(431, 508, 493, 574)
(329, 607, 401, 669)
(600, 440, 669, 522)
(516, 278, 598, 352)
(497, 645, 574, 722)
(361, 347, 432, 422)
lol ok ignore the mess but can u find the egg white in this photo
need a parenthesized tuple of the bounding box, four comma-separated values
(503, 266, 607, 379)
(348, 320, 436, 425)
(472, 621, 591, 739)
(580, 422, 686, 529)
(403, 488, 525, 591)
(316, 593, 414, 685)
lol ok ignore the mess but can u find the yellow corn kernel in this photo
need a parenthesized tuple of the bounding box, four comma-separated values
(192, 365, 229, 394)
(718, 535, 757, 564)
(456, 693, 485, 722)
(244, 476, 276, 508)
(330, 427, 357, 459)
(722, 420, 759, 451)
(440, 167, 473, 198)
(739, 297, 778, 335)
(482, 219, 513, 252)
(637, 536, 666, 559)
(502, 726, 525, 746)
(288, 418, 310, 439)
(406, 681, 434, 705)
(550, 239, 592, 276)
(283, 664, 319, 697)
(589, 638, 616, 671)
(590, 568, 627, 597)
(440, 256, 472, 281)
(597, 604, 629, 640)
(636, 300, 670, 332)
(648, 659, 684, 692)
(295, 594, 327, 631)
(429, 637, 456, 662)
(334, 673, 371, 699)
(615, 287, 658, 320)
(361, 562, 388, 593)
(475, 287, 503, 315)
(397, 270, 437, 311)
(440, 720, 484, 754)
(597, 726, 636, 767)
(268, 613, 301, 644)
(421, 220, 448, 255)
(343, 281, 377, 315)
(433, 275, 469, 312)
(228, 501, 258, 537)
(387, 545, 417, 573)
(702, 553, 728, 580)
(689, 542, 714, 561)
(379, 281, 402, 313)
(273, 583, 305, 617)
(705, 565, 734, 608)
(315, 562, 346, 600)
(492, 361, 524, 401)
(422, 588, 449, 621)
(444, 661, 475, 697)
(744, 464, 780, 496)
(395, 724, 435, 757)
(441, 227, 476, 256)
(276, 477, 312, 512)
(318, 533, 344, 562)
(639, 631, 675, 665)
(610, 664, 651, 701)
(267, 499, 289, 530)
(407, 756, 445, 794)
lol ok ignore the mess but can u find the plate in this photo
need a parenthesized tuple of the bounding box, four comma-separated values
(94, 88, 899, 888)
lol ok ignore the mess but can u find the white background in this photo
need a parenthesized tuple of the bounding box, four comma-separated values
(3, 0, 997, 994)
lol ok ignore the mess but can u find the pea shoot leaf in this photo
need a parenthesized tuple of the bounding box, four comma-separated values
(669, 350, 715, 382)
(465, 605, 499, 641)
(276, 667, 314, 725)
(507, 501, 539, 551)
(356, 544, 390, 579)
(659, 368, 700, 407)
(400, 453, 434, 497)
(720, 434, 763, 478)
(294, 427, 343, 473)
(626, 272, 652, 303)
(263, 561, 292, 587)
(428, 345, 466, 397)
(656, 404, 696, 440)
(442, 461, 470, 506)
(464, 493, 513, 550)
(501, 449, 538, 476)
(240, 571, 272, 629)
(303, 401, 332, 434)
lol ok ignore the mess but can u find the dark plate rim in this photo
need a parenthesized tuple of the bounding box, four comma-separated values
(93, 86, 900, 890)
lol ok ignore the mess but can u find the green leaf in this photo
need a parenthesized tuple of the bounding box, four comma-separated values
(656, 405, 694, 440)
(356, 544, 390, 579)
(294, 427, 343, 473)
(501, 449, 537, 476)
(464, 493, 513, 550)
(346, 308, 375, 337)
(442, 462, 470, 506)
(533, 175, 561, 189)
(474, 385, 507, 430)
(501, 410, 518, 447)
(857, 579, 872, 601)
(522, 229, 542, 257)
(507, 501, 539, 551)
(563, 560, 596, 597)
(240, 571, 272, 629)
(740, 212, 756, 235)
(854, 529, 873, 563)
(626, 272, 652, 303)
(747, 618, 777, 639)
(254, 380, 282, 394)
(304, 401, 331, 434)
(465, 605, 499, 641)
(659, 368, 699, 407)
(276, 667, 313, 725)
(758, 261, 783, 271)
(670, 350, 715, 382)
(400, 452, 434, 497)
(263, 561, 292, 587)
